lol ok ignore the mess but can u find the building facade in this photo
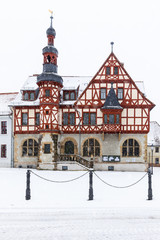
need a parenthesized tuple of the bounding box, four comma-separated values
(0, 93, 17, 167)
(147, 121, 160, 167)
(10, 16, 155, 171)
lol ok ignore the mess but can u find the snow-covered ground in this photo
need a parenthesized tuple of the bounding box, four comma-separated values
(0, 168, 160, 240)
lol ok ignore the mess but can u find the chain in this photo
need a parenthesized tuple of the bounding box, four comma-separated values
(93, 171, 148, 189)
(30, 170, 88, 183)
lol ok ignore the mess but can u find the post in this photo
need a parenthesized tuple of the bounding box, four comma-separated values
(88, 170, 93, 200)
(148, 167, 152, 200)
(151, 144, 154, 174)
(25, 170, 31, 200)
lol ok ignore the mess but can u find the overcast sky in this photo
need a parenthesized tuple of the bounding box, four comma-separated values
(0, 0, 160, 122)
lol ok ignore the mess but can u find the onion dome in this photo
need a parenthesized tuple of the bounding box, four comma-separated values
(46, 15, 56, 37)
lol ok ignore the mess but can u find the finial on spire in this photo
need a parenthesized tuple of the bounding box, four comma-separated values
(49, 10, 53, 27)
(110, 42, 114, 53)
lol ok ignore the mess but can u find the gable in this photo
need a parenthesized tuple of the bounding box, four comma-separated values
(75, 53, 155, 109)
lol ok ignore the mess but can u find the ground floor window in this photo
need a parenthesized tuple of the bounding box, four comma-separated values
(83, 138, 100, 157)
(22, 139, 38, 156)
(65, 141, 74, 154)
(122, 139, 140, 157)
(44, 144, 51, 154)
(155, 158, 159, 164)
(1, 145, 7, 158)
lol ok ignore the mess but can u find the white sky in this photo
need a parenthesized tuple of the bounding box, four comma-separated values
(0, 0, 160, 122)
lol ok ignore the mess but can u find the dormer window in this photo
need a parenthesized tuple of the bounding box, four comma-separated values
(70, 92, 75, 100)
(24, 92, 29, 100)
(30, 92, 35, 100)
(23, 91, 35, 101)
(63, 91, 76, 101)
(64, 92, 69, 100)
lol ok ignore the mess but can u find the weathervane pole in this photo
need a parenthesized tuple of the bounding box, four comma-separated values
(49, 10, 53, 27)
(110, 42, 114, 53)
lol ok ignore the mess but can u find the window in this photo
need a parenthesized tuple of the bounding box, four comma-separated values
(104, 114, 107, 124)
(90, 113, 96, 125)
(118, 88, 123, 99)
(65, 141, 74, 154)
(70, 92, 75, 100)
(109, 114, 114, 124)
(155, 147, 159, 153)
(22, 139, 38, 157)
(45, 90, 50, 97)
(46, 111, 49, 115)
(83, 113, 96, 125)
(63, 113, 68, 125)
(83, 113, 89, 125)
(122, 139, 140, 157)
(64, 92, 69, 100)
(83, 138, 100, 157)
(30, 92, 35, 100)
(44, 144, 51, 154)
(1, 145, 7, 158)
(24, 92, 29, 100)
(106, 66, 110, 75)
(1, 121, 7, 134)
(100, 88, 106, 100)
(155, 158, 159, 164)
(70, 113, 75, 125)
(116, 114, 120, 124)
(35, 113, 40, 126)
(114, 67, 118, 75)
(22, 113, 28, 126)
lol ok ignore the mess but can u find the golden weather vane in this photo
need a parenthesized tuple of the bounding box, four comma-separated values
(49, 10, 53, 16)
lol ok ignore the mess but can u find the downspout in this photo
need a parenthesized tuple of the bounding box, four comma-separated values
(9, 108, 14, 168)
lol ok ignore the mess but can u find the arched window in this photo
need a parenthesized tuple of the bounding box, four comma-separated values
(83, 138, 100, 157)
(122, 139, 140, 157)
(22, 139, 38, 157)
(65, 141, 74, 154)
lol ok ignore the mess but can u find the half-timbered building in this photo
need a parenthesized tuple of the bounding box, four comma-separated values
(10, 16, 155, 171)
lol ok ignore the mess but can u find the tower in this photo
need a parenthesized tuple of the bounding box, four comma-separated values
(37, 14, 63, 169)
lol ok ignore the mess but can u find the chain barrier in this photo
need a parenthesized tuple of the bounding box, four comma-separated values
(30, 170, 89, 183)
(93, 171, 148, 189)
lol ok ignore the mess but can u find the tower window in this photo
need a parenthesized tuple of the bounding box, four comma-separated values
(45, 90, 50, 97)
(44, 144, 51, 154)
(47, 55, 51, 63)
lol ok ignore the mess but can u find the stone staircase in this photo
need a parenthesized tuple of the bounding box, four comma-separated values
(57, 154, 94, 170)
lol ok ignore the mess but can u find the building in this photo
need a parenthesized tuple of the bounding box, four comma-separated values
(0, 92, 18, 167)
(10, 16, 155, 171)
(147, 121, 160, 167)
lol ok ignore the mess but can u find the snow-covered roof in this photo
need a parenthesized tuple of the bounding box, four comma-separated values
(21, 75, 38, 90)
(148, 121, 160, 145)
(0, 92, 18, 115)
(10, 76, 39, 107)
(62, 76, 91, 93)
(9, 74, 146, 107)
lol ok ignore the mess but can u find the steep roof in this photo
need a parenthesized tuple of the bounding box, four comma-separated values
(0, 92, 18, 115)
